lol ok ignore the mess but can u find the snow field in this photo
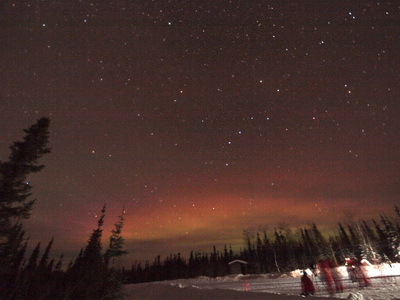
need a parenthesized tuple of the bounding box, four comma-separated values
(125, 263, 400, 299)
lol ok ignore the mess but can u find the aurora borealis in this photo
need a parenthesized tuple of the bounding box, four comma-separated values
(1, 1, 399, 262)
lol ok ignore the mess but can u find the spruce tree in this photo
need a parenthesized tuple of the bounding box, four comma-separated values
(20, 242, 42, 299)
(0, 118, 50, 298)
(104, 208, 128, 267)
(103, 208, 128, 299)
(83, 205, 106, 269)
(68, 206, 107, 299)
(39, 237, 54, 269)
(26, 242, 41, 272)
(338, 222, 352, 252)
(373, 220, 392, 260)
(301, 228, 316, 262)
(256, 233, 265, 272)
(0, 117, 50, 237)
(54, 254, 64, 272)
(380, 215, 399, 260)
(360, 220, 380, 262)
(395, 206, 400, 219)
(311, 223, 328, 256)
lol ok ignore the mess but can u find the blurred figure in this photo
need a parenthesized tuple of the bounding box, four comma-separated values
(309, 262, 318, 278)
(329, 260, 344, 293)
(345, 257, 358, 282)
(345, 257, 371, 287)
(317, 256, 335, 295)
(358, 259, 371, 287)
(301, 270, 316, 296)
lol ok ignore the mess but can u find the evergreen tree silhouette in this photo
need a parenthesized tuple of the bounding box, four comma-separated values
(66, 206, 107, 299)
(0, 118, 50, 298)
(395, 206, 400, 219)
(359, 220, 380, 261)
(39, 237, 54, 269)
(54, 254, 64, 272)
(26, 242, 41, 272)
(338, 222, 352, 251)
(373, 220, 392, 260)
(104, 207, 128, 267)
(83, 205, 106, 270)
(0, 118, 50, 237)
(20, 242, 41, 298)
(380, 215, 399, 260)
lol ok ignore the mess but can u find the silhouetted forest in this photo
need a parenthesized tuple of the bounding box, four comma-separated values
(124, 208, 400, 283)
(0, 119, 128, 299)
(1, 119, 399, 299)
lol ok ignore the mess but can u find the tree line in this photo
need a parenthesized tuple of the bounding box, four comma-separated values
(124, 208, 400, 283)
(0, 118, 128, 299)
(1, 118, 399, 298)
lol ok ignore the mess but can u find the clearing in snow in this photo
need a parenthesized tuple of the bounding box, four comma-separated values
(125, 263, 400, 300)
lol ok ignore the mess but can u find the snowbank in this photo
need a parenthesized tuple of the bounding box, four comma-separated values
(124, 263, 400, 300)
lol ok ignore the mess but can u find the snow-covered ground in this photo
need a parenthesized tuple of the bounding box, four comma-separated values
(125, 263, 400, 300)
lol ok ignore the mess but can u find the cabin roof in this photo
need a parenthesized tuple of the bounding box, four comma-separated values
(228, 259, 248, 265)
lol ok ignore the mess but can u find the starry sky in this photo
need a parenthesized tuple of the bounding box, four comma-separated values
(1, 1, 400, 262)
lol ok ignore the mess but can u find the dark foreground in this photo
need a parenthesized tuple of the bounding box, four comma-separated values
(124, 283, 342, 300)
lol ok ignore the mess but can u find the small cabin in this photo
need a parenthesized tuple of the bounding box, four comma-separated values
(228, 259, 248, 274)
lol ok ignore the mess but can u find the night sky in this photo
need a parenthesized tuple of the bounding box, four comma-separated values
(1, 1, 399, 262)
